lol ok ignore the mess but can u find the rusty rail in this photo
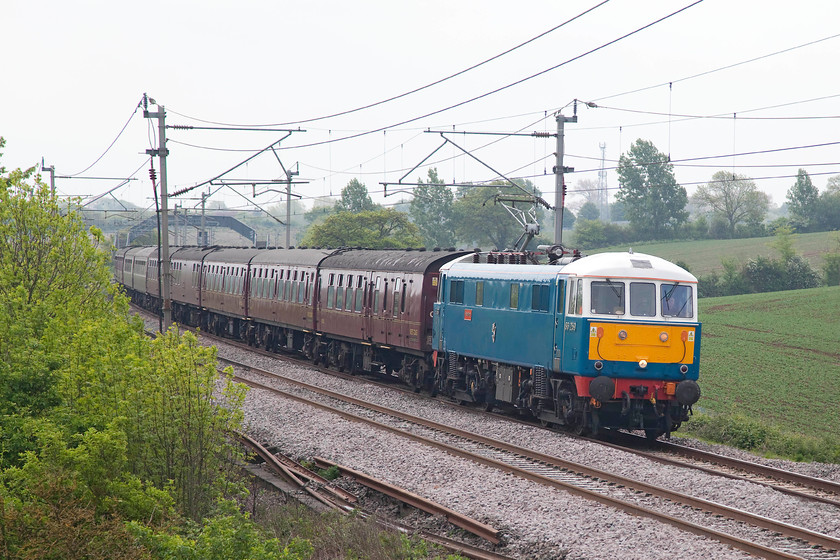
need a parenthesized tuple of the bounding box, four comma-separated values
(313, 457, 501, 545)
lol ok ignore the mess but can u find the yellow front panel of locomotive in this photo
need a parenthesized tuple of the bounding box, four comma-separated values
(587, 322, 696, 364)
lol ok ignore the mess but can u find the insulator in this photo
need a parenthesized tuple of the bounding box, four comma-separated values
(149, 168, 157, 182)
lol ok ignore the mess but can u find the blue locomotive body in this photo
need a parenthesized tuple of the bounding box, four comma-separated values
(433, 252, 701, 437)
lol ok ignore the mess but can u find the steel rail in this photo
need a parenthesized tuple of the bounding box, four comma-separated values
(206, 325, 840, 510)
(235, 432, 514, 559)
(312, 457, 501, 545)
(231, 371, 814, 560)
(593, 431, 840, 507)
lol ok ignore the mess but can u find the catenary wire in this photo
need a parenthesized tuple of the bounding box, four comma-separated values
(66, 98, 143, 177)
(174, 1, 703, 196)
(166, 2, 610, 128)
(589, 32, 840, 104)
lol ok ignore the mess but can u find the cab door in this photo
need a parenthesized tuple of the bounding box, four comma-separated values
(552, 275, 566, 372)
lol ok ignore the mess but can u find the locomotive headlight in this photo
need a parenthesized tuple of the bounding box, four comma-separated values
(639, 359, 647, 369)
(618, 329, 628, 340)
(659, 331, 669, 342)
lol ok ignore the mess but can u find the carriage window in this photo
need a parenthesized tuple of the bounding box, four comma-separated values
(392, 279, 401, 317)
(630, 282, 656, 317)
(591, 280, 625, 315)
(449, 280, 464, 304)
(661, 283, 693, 318)
(531, 284, 549, 312)
(475, 281, 484, 306)
(327, 285, 335, 309)
(355, 282, 364, 312)
(336, 286, 344, 310)
(510, 283, 520, 309)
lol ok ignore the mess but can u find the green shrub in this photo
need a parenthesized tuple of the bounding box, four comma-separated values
(683, 412, 840, 463)
(316, 465, 340, 481)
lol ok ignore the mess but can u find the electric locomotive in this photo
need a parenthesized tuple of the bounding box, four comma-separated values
(432, 250, 701, 438)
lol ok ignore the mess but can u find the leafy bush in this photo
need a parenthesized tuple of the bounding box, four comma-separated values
(683, 412, 840, 463)
(316, 465, 340, 481)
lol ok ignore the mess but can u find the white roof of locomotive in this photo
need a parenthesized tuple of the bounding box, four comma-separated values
(442, 251, 696, 283)
(560, 251, 697, 283)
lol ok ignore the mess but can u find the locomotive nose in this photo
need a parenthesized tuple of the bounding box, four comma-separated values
(675, 379, 701, 406)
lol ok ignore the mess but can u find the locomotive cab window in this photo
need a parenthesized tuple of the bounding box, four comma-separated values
(630, 282, 656, 317)
(449, 280, 464, 304)
(509, 283, 520, 309)
(661, 283, 693, 318)
(591, 280, 625, 315)
(475, 281, 484, 306)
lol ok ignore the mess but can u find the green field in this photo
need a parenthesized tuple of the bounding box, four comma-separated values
(696, 285, 840, 438)
(593, 230, 839, 277)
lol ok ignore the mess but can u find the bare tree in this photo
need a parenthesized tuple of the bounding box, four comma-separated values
(693, 171, 769, 237)
(567, 178, 600, 211)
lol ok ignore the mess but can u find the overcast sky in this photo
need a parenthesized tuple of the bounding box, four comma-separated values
(3, 0, 838, 216)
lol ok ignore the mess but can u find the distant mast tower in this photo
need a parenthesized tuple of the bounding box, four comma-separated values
(598, 142, 610, 222)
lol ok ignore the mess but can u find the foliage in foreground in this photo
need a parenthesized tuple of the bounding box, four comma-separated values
(682, 412, 840, 464)
(0, 152, 307, 559)
(254, 501, 465, 560)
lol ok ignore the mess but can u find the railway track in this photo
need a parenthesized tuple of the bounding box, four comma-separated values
(236, 431, 514, 560)
(193, 322, 840, 512)
(222, 353, 840, 560)
(598, 431, 840, 507)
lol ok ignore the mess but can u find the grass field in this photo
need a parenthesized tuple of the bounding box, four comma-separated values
(593, 230, 839, 277)
(696, 285, 840, 439)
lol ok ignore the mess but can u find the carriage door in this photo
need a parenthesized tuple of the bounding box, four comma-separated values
(361, 273, 375, 341)
(552, 275, 567, 372)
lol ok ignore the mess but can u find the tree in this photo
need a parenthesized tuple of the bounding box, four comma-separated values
(578, 201, 600, 221)
(615, 139, 688, 239)
(300, 208, 421, 248)
(0, 166, 116, 429)
(812, 175, 840, 232)
(335, 178, 377, 213)
(826, 174, 840, 195)
(452, 181, 544, 250)
(693, 171, 769, 238)
(786, 169, 819, 231)
(568, 178, 600, 210)
(409, 168, 456, 249)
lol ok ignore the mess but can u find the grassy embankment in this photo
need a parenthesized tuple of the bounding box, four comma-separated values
(594, 230, 837, 277)
(687, 286, 840, 462)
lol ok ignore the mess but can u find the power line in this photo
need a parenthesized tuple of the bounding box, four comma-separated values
(589, 32, 840, 104)
(66, 97, 143, 177)
(568, 140, 840, 175)
(173, 0, 704, 198)
(166, 1, 611, 128)
(593, 103, 840, 121)
(275, 1, 705, 153)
